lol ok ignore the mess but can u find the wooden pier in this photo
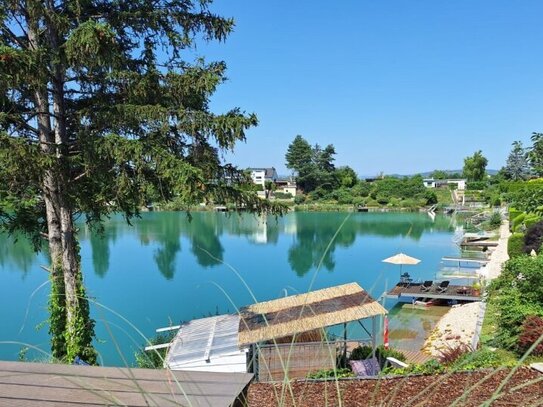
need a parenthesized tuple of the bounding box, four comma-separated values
(0, 360, 253, 406)
(387, 283, 481, 302)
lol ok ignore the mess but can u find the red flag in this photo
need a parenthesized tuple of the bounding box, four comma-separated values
(384, 316, 389, 350)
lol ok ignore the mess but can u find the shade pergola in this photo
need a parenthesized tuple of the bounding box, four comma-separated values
(238, 282, 386, 346)
(382, 252, 421, 279)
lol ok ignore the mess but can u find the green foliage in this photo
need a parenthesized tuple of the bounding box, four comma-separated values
(431, 170, 448, 179)
(294, 195, 306, 204)
(528, 132, 543, 176)
(488, 211, 502, 229)
(274, 192, 293, 200)
(452, 348, 516, 370)
(503, 141, 531, 181)
(306, 367, 355, 379)
(350, 345, 406, 369)
(508, 233, 525, 258)
(463, 150, 488, 181)
(335, 166, 358, 188)
(135, 332, 176, 369)
(285, 135, 337, 192)
(383, 359, 445, 376)
(489, 255, 543, 353)
(507, 184, 543, 216)
(466, 181, 487, 190)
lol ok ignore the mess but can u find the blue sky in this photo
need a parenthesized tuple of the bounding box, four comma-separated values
(194, 0, 543, 176)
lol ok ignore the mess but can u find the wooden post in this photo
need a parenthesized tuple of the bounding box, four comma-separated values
(371, 316, 377, 359)
(343, 322, 347, 366)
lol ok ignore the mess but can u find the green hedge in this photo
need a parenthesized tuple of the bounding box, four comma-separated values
(508, 233, 525, 258)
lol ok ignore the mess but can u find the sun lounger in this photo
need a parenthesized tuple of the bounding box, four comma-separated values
(420, 280, 433, 292)
(436, 280, 450, 293)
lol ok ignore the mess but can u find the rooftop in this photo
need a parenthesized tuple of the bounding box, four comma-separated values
(238, 282, 387, 346)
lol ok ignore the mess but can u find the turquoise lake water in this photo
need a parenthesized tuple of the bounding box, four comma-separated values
(0, 211, 460, 365)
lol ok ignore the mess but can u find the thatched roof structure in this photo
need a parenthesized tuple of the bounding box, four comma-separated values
(238, 283, 386, 346)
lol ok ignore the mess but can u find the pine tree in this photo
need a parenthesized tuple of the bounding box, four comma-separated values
(504, 141, 531, 180)
(529, 133, 543, 177)
(0, 0, 281, 363)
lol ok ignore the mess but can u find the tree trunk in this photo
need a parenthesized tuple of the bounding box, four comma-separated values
(26, 0, 96, 363)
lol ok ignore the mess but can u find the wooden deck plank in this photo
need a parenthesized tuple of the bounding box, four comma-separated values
(387, 283, 481, 302)
(0, 361, 253, 407)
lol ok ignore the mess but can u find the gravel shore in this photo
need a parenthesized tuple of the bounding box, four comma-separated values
(423, 221, 510, 355)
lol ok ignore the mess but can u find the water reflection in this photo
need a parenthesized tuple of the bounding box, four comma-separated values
(0, 233, 42, 277)
(2, 212, 454, 280)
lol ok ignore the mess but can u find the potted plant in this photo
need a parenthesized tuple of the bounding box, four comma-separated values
(472, 281, 482, 296)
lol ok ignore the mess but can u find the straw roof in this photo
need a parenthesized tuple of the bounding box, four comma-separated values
(238, 283, 386, 346)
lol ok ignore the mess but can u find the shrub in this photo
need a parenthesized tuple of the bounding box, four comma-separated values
(350, 345, 406, 369)
(306, 367, 355, 379)
(508, 233, 525, 258)
(488, 211, 502, 229)
(274, 192, 293, 200)
(509, 208, 523, 224)
(383, 359, 445, 376)
(294, 195, 305, 204)
(376, 195, 389, 205)
(467, 181, 487, 190)
(518, 315, 543, 356)
(424, 190, 438, 205)
(452, 348, 514, 370)
(524, 220, 543, 254)
(438, 343, 472, 365)
(134, 332, 175, 369)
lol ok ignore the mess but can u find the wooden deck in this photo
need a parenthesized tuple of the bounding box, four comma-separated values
(387, 283, 481, 302)
(0, 360, 253, 406)
(398, 350, 434, 365)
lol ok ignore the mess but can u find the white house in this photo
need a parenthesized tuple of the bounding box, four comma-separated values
(248, 167, 278, 189)
(423, 178, 466, 190)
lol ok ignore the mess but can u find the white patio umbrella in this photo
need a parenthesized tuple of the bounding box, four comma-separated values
(382, 252, 421, 280)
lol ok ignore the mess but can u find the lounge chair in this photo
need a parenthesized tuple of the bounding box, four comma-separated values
(349, 358, 380, 377)
(420, 280, 433, 292)
(436, 280, 450, 293)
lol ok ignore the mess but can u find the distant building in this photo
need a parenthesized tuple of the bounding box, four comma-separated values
(275, 178, 297, 196)
(247, 167, 278, 189)
(423, 178, 466, 190)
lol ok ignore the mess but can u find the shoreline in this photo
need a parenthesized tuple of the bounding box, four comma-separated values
(422, 220, 510, 356)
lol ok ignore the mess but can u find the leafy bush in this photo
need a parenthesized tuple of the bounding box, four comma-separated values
(424, 190, 438, 205)
(452, 348, 515, 370)
(488, 211, 502, 229)
(274, 192, 293, 200)
(508, 233, 525, 258)
(466, 181, 487, 190)
(518, 315, 543, 356)
(438, 343, 472, 365)
(489, 255, 543, 352)
(134, 331, 175, 369)
(350, 345, 406, 369)
(306, 367, 355, 379)
(294, 195, 305, 204)
(383, 359, 445, 376)
(524, 220, 543, 254)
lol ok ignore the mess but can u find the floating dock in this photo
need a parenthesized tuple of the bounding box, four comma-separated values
(387, 282, 481, 302)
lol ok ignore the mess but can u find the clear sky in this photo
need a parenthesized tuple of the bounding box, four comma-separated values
(193, 0, 543, 176)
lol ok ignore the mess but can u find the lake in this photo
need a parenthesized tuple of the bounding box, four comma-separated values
(0, 211, 460, 365)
